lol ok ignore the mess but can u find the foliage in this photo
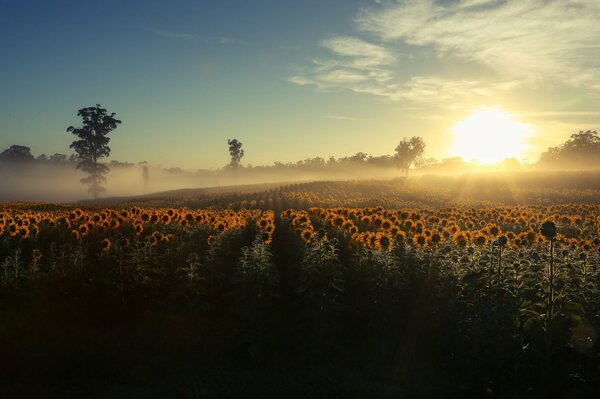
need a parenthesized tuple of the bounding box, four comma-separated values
(0, 145, 35, 163)
(539, 130, 600, 168)
(395, 136, 426, 176)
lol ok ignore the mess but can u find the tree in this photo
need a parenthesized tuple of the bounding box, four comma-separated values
(0, 145, 35, 163)
(142, 165, 149, 192)
(228, 139, 244, 168)
(394, 136, 425, 177)
(538, 130, 600, 168)
(67, 105, 121, 199)
(50, 153, 68, 163)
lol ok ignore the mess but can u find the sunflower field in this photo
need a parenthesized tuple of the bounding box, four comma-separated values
(1, 202, 600, 397)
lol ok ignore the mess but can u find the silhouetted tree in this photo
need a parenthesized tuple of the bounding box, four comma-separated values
(340, 152, 369, 163)
(0, 145, 35, 162)
(228, 139, 244, 168)
(67, 105, 121, 199)
(539, 130, 600, 168)
(68, 154, 80, 164)
(142, 165, 149, 192)
(366, 154, 394, 168)
(394, 136, 425, 177)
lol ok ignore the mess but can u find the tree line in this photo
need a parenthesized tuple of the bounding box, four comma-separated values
(2, 103, 599, 199)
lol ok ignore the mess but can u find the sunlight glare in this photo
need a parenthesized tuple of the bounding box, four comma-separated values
(451, 108, 533, 164)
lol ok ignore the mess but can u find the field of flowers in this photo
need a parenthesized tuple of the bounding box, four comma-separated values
(1, 201, 600, 397)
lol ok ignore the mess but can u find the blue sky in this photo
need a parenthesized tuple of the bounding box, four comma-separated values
(2, 0, 599, 168)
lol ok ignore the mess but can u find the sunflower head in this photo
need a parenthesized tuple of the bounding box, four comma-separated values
(497, 235, 508, 247)
(378, 234, 391, 251)
(101, 238, 112, 253)
(540, 221, 557, 240)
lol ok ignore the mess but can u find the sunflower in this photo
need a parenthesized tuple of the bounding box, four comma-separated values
(413, 233, 428, 248)
(79, 224, 89, 236)
(378, 234, 392, 251)
(485, 224, 502, 238)
(381, 219, 393, 231)
(101, 238, 112, 253)
(301, 229, 315, 242)
(540, 220, 557, 240)
(472, 233, 488, 248)
(430, 232, 442, 246)
(259, 232, 272, 245)
(454, 232, 469, 249)
(207, 235, 217, 246)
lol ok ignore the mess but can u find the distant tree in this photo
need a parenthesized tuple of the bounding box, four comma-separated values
(0, 145, 35, 162)
(109, 160, 134, 168)
(394, 136, 425, 176)
(50, 153, 68, 163)
(340, 152, 369, 163)
(499, 157, 522, 170)
(539, 130, 600, 168)
(366, 154, 394, 168)
(142, 165, 149, 192)
(67, 105, 121, 199)
(227, 139, 244, 168)
(37, 154, 49, 162)
(304, 157, 326, 169)
(416, 157, 439, 168)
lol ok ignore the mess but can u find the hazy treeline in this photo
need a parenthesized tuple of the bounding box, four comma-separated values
(1, 130, 599, 202)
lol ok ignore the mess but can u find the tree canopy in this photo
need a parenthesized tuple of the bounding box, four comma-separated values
(394, 136, 426, 176)
(0, 145, 34, 162)
(539, 130, 600, 168)
(228, 139, 244, 168)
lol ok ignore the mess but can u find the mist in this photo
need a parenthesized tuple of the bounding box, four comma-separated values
(2, 157, 600, 204)
(0, 161, 406, 203)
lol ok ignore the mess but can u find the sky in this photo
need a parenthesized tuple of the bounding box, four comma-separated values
(1, 0, 599, 169)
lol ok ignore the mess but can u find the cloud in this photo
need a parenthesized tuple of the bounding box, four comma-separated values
(150, 29, 197, 40)
(357, 0, 600, 87)
(328, 115, 360, 121)
(149, 29, 234, 45)
(291, 0, 600, 105)
(289, 36, 400, 98)
(516, 111, 600, 118)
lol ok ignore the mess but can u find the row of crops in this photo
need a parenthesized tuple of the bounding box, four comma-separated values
(1, 203, 599, 396)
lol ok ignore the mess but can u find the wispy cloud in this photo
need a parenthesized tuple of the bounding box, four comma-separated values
(291, 0, 600, 105)
(328, 114, 360, 121)
(358, 0, 600, 88)
(150, 29, 197, 40)
(516, 111, 600, 118)
(148, 28, 234, 45)
(289, 36, 396, 97)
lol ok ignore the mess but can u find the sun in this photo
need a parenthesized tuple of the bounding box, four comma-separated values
(451, 107, 533, 164)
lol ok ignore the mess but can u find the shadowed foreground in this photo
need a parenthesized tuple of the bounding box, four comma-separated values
(1, 204, 599, 398)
